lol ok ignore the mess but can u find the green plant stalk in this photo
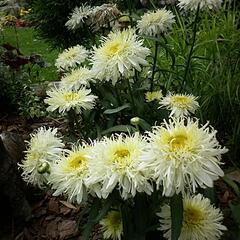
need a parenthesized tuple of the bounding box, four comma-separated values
(126, 79, 136, 113)
(150, 41, 159, 92)
(181, 5, 200, 91)
(67, 108, 81, 133)
(13, 25, 20, 49)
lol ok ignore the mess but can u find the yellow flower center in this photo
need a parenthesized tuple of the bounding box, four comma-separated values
(169, 134, 188, 150)
(112, 148, 131, 171)
(171, 96, 191, 107)
(105, 40, 127, 57)
(63, 92, 80, 102)
(104, 211, 122, 230)
(184, 206, 204, 226)
(65, 152, 88, 172)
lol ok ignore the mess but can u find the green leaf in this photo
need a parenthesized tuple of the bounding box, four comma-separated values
(170, 193, 183, 240)
(81, 199, 101, 240)
(138, 118, 152, 131)
(229, 202, 240, 225)
(103, 103, 131, 114)
(101, 125, 136, 135)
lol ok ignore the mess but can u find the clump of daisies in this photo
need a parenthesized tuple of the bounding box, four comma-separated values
(158, 194, 227, 240)
(55, 45, 88, 72)
(19, 127, 64, 188)
(178, 0, 222, 11)
(91, 28, 150, 85)
(159, 92, 199, 117)
(44, 86, 97, 114)
(142, 117, 228, 196)
(137, 8, 175, 36)
(65, 3, 121, 32)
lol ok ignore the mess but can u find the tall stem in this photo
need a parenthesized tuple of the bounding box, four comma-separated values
(150, 41, 159, 92)
(181, 5, 200, 91)
(13, 25, 19, 49)
(127, 79, 136, 113)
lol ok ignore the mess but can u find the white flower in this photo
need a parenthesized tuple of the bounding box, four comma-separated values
(65, 5, 93, 31)
(91, 28, 150, 85)
(159, 93, 199, 117)
(137, 8, 175, 36)
(91, 4, 121, 32)
(145, 90, 163, 102)
(142, 117, 227, 196)
(178, 0, 222, 11)
(60, 67, 94, 90)
(100, 210, 123, 240)
(88, 133, 153, 199)
(55, 45, 88, 72)
(19, 127, 64, 188)
(45, 86, 97, 114)
(49, 144, 93, 204)
(158, 194, 227, 240)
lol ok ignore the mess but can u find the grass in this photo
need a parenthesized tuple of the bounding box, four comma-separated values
(0, 26, 60, 82)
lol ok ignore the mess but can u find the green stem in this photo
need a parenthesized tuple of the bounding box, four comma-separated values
(13, 25, 19, 49)
(127, 79, 135, 111)
(181, 5, 200, 91)
(150, 41, 159, 92)
(68, 109, 81, 133)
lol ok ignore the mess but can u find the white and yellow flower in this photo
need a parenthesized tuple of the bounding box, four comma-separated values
(60, 67, 93, 90)
(19, 127, 64, 188)
(158, 194, 227, 240)
(142, 117, 227, 196)
(178, 0, 222, 11)
(88, 133, 153, 199)
(159, 93, 199, 117)
(55, 45, 88, 71)
(91, 28, 150, 85)
(45, 86, 97, 114)
(145, 90, 163, 102)
(137, 8, 175, 36)
(100, 210, 123, 240)
(50, 144, 93, 204)
(65, 5, 93, 30)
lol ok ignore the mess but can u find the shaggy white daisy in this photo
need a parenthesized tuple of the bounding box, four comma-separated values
(60, 67, 94, 90)
(159, 93, 199, 117)
(88, 133, 153, 199)
(178, 0, 222, 11)
(91, 4, 121, 32)
(50, 144, 93, 204)
(158, 194, 227, 240)
(45, 87, 97, 114)
(100, 210, 123, 240)
(145, 90, 163, 102)
(55, 45, 88, 72)
(19, 127, 64, 188)
(137, 8, 175, 36)
(65, 5, 93, 31)
(143, 117, 227, 196)
(91, 28, 150, 85)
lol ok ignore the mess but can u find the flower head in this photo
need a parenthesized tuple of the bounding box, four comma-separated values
(158, 194, 227, 240)
(145, 90, 163, 102)
(159, 93, 199, 117)
(100, 210, 123, 240)
(143, 117, 227, 196)
(19, 127, 64, 188)
(91, 28, 150, 85)
(45, 86, 97, 114)
(91, 4, 121, 32)
(178, 0, 222, 11)
(50, 144, 93, 204)
(60, 67, 93, 90)
(137, 9, 175, 36)
(65, 5, 93, 31)
(55, 45, 88, 72)
(88, 133, 152, 199)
